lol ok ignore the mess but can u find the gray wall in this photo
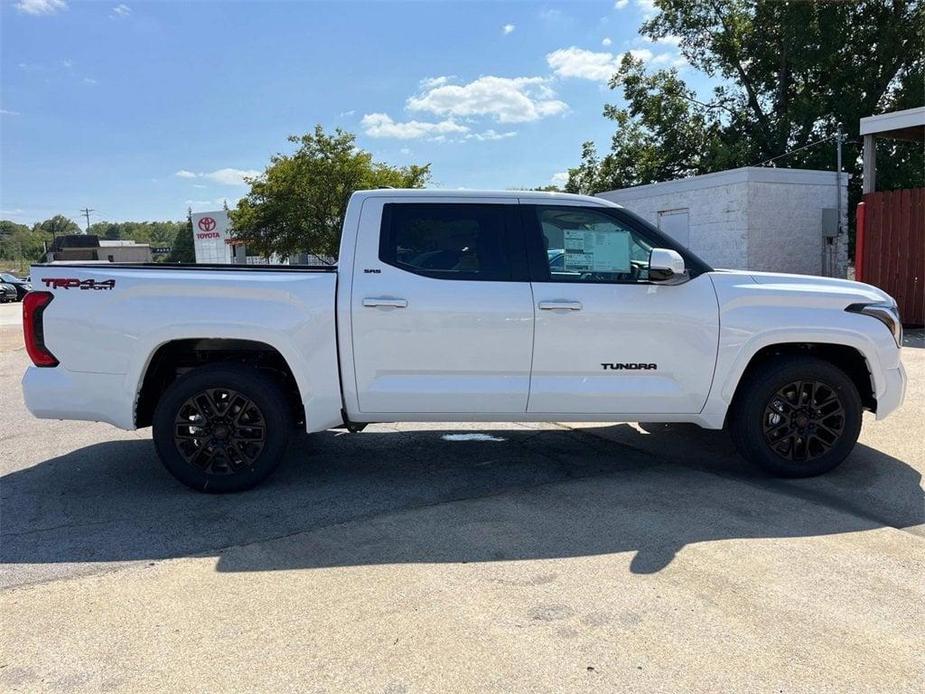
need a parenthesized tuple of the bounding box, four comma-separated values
(597, 167, 848, 277)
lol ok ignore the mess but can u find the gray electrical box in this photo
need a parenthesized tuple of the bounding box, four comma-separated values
(821, 208, 839, 239)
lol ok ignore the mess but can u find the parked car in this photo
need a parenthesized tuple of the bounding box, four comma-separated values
(0, 281, 16, 303)
(21, 190, 906, 492)
(0, 272, 31, 301)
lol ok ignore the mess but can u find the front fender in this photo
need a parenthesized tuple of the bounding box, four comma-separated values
(701, 273, 903, 427)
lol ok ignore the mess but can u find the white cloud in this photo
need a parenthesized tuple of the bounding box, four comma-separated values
(551, 171, 570, 187)
(175, 168, 259, 185)
(601, 37, 612, 47)
(547, 46, 655, 81)
(204, 168, 259, 185)
(636, 0, 658, 18)
(110, 4, 131, 18)
(539, 8, 564, 22)
(361, 113, 469, 140)
(419, 76, 452, 90)
(614, 0, 629, 9)
(15, 0, 67, 15)
(0, 109, 22, 116)
(502, 23, 515, 35)
(399, 147, 412, 155)
(407, 76, 567, 124)
(339, 109, 356, 117)
(466, 129, 517, 142)
(82, 77, 98, 85)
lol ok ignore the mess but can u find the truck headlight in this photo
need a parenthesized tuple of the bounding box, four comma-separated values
(846, 302, 903, 347)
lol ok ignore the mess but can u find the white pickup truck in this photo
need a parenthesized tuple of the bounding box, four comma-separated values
(22, 190, 906, 492)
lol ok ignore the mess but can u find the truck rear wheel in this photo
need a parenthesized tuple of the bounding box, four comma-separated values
(152, 364, 292, 492)
(729, 356, 862, 478)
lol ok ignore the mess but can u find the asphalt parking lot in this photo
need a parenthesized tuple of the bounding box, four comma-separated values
(0, 300, 922, 692)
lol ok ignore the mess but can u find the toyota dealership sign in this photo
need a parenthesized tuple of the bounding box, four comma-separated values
(191, 211, 233, 263)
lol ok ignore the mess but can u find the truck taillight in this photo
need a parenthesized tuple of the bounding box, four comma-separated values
(23, 291, 59, 368)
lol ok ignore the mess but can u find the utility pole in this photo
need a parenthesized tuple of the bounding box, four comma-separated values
(80, 207, 95, 234)
(832, 123, 846, 278)
(835, 124, 844, 233)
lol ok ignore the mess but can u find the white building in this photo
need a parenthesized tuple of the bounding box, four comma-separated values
(597, 166, 849, 277)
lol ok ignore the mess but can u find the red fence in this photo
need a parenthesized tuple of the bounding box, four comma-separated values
(856, 188, 924, 327)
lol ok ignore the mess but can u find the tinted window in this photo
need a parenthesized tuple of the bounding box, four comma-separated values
(380, 203, 512, 281)
(534, 206, 655, 283)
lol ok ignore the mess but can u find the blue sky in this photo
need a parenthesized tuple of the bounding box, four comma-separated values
(1, 0, 699, 226)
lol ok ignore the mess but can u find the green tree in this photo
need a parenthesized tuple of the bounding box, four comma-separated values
(166, 208, 196, 263)
(32, 215, 81, 237)
(230, 125, 431, 259)
(566, 0, 924, 233)
(0, 220, 50, 269)
(88, 221, 184, 250)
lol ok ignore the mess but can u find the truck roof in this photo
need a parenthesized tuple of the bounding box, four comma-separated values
(352, 188, 620, 206)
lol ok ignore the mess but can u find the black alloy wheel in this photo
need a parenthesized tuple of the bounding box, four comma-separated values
(173, 387, 268, 475)
(761, 380, 846, 463)
(153, 364, 292, 492)
(730, 356, 862, 478)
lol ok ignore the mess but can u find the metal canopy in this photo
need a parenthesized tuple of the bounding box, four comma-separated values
(860, 107, 925, 193)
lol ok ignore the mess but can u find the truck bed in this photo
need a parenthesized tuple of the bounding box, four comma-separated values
(24, 262, 344, 432)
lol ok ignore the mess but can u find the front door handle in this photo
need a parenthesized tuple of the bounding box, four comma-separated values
(538, 301, 582, 311)
(363, 297, 408, 308)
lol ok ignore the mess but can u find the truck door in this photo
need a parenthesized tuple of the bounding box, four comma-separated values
(524, 203, 719, 415)
(350, 197, 534, 414)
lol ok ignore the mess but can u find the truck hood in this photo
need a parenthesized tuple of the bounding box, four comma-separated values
(715, 269, 894, 306)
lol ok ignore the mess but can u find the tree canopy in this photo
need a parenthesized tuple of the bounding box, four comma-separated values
(566, 0, 923, 200)
(87, 220, 184, 247)
(230, 125, 431, 259)
(32, 215, 81, 237)
(166, 209, 196, 264)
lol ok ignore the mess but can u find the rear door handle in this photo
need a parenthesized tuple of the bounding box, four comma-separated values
(363, 297, 408, 308)
(538, 301, 582, 311)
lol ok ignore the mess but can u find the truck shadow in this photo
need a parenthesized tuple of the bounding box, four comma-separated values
(2, 424, 921, 577)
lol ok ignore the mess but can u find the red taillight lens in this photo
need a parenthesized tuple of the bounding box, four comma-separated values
(23, 291, 58, 367)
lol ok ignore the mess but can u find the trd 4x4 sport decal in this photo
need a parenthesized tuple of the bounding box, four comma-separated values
(601, 362, 658, 370)
(42, 278, 116, 291)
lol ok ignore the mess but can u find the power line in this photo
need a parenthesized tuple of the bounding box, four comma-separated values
(753, 134, 837, 168)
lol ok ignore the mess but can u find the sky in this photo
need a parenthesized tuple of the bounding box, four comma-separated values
(0, 0, 701, 227)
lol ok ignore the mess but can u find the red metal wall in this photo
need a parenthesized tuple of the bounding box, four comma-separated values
(857, 188, 924, 327)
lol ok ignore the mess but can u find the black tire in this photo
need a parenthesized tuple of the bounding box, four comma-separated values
(152, 364, 292, 492)
(729, 356, 862, 478)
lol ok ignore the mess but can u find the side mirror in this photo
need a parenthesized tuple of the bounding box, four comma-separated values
(649, 248, 688, 283)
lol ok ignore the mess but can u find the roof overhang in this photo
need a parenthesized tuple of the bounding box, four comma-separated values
(859, 107, 925, 142)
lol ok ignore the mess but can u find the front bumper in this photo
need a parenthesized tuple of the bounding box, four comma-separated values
(22, 366, 135, 430)
(875, 363, 907, 420)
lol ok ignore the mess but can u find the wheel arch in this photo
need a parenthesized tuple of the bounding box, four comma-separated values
(134, 338, 304, 428)
(725, 342, 876, 427)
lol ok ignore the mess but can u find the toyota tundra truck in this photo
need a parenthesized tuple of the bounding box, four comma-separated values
(21, 190, 906, 492)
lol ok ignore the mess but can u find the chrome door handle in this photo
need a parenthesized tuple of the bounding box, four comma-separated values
(363, 297, 408, 308)
(538, 301, 582, 311)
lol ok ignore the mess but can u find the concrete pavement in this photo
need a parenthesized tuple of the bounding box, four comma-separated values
(1, 300, 922, 692)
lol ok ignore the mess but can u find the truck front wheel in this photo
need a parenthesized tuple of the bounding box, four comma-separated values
(729, 356, 863, 478)
(152, 364, 292, 492)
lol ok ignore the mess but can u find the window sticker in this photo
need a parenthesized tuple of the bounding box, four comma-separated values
(563, 226, 631, 273)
